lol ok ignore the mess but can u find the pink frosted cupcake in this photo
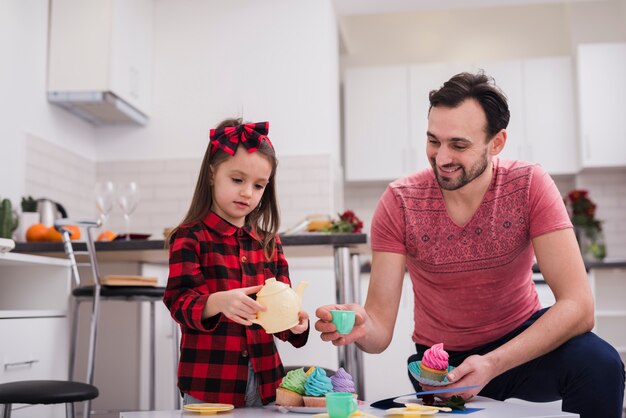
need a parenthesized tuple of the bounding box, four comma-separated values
(420, 343, 449, 382)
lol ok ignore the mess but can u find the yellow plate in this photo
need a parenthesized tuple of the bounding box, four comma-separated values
(183, 403, 235, 414)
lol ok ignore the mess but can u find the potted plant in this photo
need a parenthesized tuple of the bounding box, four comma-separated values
(16, 196, 40, 242)
(565, 189, 606, 261)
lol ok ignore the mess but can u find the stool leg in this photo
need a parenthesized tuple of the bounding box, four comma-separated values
(172, 320, 181, 409)
(68, 298, 81, 380)
(150, 301, 156, 411)
(66, 402, 75, 418)
(83, 286, 102, 418)
(2, 404, 12, 418)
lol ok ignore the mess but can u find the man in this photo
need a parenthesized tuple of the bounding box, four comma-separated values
(316, 72, 625, 417)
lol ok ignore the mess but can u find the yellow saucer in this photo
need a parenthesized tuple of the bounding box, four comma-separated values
(183, 403, 234, 414)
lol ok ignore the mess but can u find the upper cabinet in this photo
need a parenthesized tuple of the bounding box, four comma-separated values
(344, 56, 579, 182)
(577, 43, 626, 168)
(344, 66, 412, 182)
(48, 0, 154, 126)
(521, 57, 579, 175)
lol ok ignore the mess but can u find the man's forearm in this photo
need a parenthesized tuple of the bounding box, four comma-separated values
(485, 298, 593, 377)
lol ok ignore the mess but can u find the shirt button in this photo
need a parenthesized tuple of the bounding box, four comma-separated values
(242, 350, 249, 358)
(241, 256, 247, 263)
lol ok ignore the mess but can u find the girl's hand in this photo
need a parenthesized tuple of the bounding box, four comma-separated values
(315, 303, 366, 346)
(289, 310, 310, 334)
(208, 285, 266, 326)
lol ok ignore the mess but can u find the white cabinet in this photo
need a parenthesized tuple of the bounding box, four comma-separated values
(588, 267, 626, 408)
(477, 57, 578, 174)
(0, 253, 71, 418)
(576, 43, 626, 168)
(344, 66, 412, 182)
(48, 0, 154, 124)
(521, 57, 578, 175)
(361, 274, 415, 401)
(344, 57, 578, 182)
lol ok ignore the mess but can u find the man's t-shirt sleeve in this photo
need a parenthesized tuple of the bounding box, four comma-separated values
(528, 164, 573, 239)
(370, 185, 408, 255)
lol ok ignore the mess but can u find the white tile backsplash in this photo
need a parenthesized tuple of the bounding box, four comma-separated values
(24, 134, 95, 220)
(22, 136, 626, 259)
(22, 145, 341, 238)
(576, 170, 626, 259)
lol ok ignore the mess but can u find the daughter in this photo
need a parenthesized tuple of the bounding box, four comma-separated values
(163, 118, 309, 407)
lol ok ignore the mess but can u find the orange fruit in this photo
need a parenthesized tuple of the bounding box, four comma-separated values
(45, 225, 81, 242)
(26, 223, 48, 242)
(65, 225, 81, 240)
(45, 226, 63, 242)
(97, 230, 117, 241)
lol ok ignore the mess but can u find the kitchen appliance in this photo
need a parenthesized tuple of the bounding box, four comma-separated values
(37, 199, 68, 227)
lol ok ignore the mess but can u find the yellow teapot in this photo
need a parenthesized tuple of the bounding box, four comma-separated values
(251, 278, 308, 333)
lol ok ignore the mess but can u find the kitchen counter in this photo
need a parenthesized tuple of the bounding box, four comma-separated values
(13, 233, 368, 264)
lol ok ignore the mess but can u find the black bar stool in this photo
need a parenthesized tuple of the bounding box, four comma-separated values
(0, 380, 98, 418)
(56, 219, 178, 417)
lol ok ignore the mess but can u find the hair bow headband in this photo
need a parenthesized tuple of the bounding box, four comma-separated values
(209, 121, 273, 156)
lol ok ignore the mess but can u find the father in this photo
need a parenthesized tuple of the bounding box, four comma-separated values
(316, 72, 625, 417)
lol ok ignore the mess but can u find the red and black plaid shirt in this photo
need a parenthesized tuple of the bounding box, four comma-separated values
(163, 211, 308, 406)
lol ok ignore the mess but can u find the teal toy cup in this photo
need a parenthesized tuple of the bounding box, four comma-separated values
(325, 392, 358, 418)
(330, 310, 356, 335)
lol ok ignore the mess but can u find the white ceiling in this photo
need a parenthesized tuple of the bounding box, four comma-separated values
(332, 0, 605, 15)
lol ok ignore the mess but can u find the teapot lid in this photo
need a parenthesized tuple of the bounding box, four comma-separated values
(256, 277, 288, 296)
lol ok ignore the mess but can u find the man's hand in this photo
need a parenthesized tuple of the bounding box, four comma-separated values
(422, 354, 495, 400)
(315, 304, 366, 346)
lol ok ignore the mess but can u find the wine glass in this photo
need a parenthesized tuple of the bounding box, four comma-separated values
(94, 181, 115, 227)
(117, 181, 139, 241)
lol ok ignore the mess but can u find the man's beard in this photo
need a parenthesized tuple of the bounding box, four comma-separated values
(431, 149, 489, 191)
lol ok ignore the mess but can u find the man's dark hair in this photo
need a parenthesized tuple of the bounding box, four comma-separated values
(429, 71, 510, 138)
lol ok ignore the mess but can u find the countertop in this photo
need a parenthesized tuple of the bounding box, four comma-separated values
(12, 233, 368, 264)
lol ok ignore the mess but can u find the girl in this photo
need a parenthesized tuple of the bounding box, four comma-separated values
(163, 118, 309, 407)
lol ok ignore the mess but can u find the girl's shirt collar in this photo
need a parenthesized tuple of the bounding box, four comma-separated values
(202, 211, 257, 239)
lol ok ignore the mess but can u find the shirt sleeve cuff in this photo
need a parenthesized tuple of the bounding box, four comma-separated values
(189, 294, 222, 332)
(275, 321, 309, 348)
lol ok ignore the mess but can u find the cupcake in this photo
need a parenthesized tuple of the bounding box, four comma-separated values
(330, 367, 358, 399)
(302, 367, 334, 407)
(276, 367, 307, 406)
(420, 343, 449, 382)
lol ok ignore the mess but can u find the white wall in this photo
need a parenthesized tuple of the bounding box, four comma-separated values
(0, 0, 97, 203)
(339, 0, 626, 68)
(94, 0, 341, 162)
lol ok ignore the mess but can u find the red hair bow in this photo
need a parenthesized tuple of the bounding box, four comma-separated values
(209, 121, 272, 156)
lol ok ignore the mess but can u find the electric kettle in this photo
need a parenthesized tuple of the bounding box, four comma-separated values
(37, 198, 68, 227)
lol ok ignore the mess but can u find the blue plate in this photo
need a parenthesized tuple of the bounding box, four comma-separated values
(408, 361, 455, 387)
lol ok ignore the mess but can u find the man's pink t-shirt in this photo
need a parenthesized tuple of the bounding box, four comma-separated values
(370, 158, 572, 350)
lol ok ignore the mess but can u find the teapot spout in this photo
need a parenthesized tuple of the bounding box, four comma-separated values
(295, 281, 309, 302)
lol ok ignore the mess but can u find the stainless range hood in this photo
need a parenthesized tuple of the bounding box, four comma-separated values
(48, 91, 148, 126)
(47, 0, 153, 127)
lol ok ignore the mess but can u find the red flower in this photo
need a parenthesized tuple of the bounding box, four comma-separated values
(326, 210, 364, 233)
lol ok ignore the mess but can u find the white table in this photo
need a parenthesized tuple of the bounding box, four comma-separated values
(119, 396, 578, 417)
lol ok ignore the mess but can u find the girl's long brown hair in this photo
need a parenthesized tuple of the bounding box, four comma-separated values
(166, 118, 281, 259)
